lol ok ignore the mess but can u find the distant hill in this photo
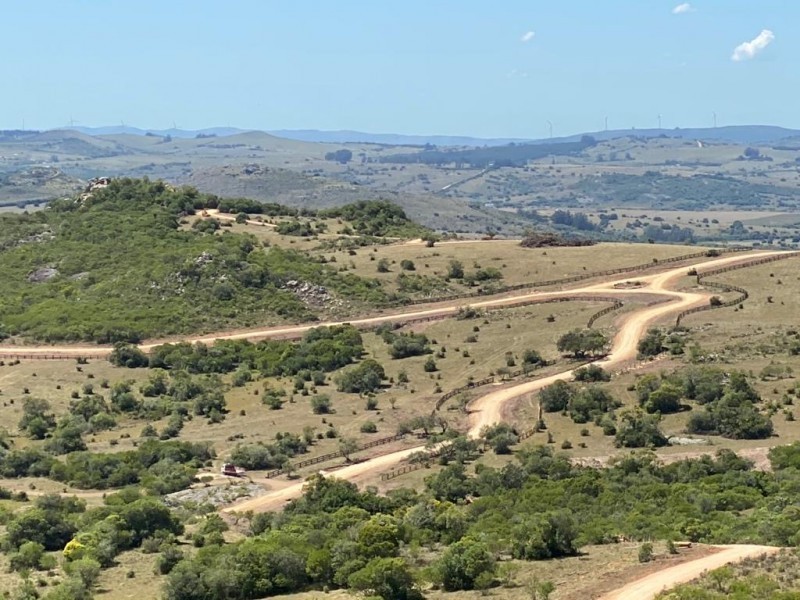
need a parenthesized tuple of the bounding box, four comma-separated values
(64, 124, 800, 147)
(69, 125, 246, 138)
(267, 129, 533, 147)
(540, 125, 800, 146)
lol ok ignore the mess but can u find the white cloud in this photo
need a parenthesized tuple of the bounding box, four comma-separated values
(520, 31, 535, 43)
(672, 3, 693, 14)
(731, 29, 775, 62)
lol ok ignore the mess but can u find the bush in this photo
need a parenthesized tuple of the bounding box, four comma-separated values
(310, 395, 333, 414)
(573, 365, 610, 382)
(638, 542, 654, 563)
(360, 421, 378, 434)
(109, 343, 149, 368)
(423, 357, 438, 373)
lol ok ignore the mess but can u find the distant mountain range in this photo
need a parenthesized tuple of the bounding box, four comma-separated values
(65, 124, 800, 148)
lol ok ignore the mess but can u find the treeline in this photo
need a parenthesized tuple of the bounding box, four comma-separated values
(162, 442, 800, 599)
(115, 325, 365, 376)
(378, 137, 596, 168)
(319, 200, 430, 238)
(0, 439, 213, 492)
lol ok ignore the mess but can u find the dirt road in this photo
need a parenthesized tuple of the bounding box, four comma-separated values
(221, 251, 787, 514)
(0, 250, 781, 360)
(598, 545, 781, 600)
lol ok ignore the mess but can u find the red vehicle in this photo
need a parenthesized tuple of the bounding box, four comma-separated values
(221, 463, 246, 477)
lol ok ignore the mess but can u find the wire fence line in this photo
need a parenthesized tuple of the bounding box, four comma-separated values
(675, 251, 800, 326)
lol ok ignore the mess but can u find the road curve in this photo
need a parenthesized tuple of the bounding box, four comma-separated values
(598, 545, 781, 600)
(0, 250, 781, 360)
(222, 251, 787, 514)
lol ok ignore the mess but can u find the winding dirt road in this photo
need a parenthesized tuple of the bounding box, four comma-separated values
(223, 250, 787, 514)
(598, 545, 781, 600)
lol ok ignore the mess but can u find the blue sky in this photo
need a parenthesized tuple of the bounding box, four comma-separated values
(2, 0, 795, 138)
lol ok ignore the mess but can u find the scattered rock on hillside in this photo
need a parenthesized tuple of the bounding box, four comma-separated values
(27, 267, 59, 283)
(164, 481, 265, 508)
(668, 436, 710, 446)
(283, 279, 342, 308)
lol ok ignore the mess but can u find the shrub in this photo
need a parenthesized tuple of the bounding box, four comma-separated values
(360, 421, 378, 434)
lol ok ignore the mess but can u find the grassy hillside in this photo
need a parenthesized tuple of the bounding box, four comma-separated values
(0, 179, 414, 343)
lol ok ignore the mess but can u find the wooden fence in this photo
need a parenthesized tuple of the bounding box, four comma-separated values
(675, 251, 800, 326)
(265, 432, 410, 478)
(387, 247, 749, 309)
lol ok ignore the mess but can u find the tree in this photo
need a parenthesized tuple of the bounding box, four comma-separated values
(614, 410, 668, 448)
(557, 329, 608, 358)
(109, 343, 149, 368)
(336, 360, 386, 394)
(435, 539, 496, 591)
(400, 259, 415, 271)
(377, 258, 390, 273)
(481, 423, 519, 454)
(637, 328, 665, 358)
(423, 356, 438, 372)
(447, 260, 465, 279)
(644, 383, 682, 414)
(539, 381, 574, 412)
(522, 349, 545, 366)
(339, 437, 359, 462)
(348, 557, 421, 600)
(573, 364, 610, 382)
(325, 149, 353, 164)
(18, 397, 56, 439)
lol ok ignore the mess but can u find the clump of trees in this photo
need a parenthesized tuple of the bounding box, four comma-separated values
(557, 329, 608, 358)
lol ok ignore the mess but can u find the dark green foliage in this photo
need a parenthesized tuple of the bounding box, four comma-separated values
(615, 410, 668, 448)
(569, 387, 619, 424)
(423, 356, 438, 372)
(230, 433, 308, 470)
(336, 359, 386, 394)
(573, 364, 610, 382)
(638, 328, 666, 358)
(0, 179, 396, 342)
(0, 440, 215, 492)
(557, 329, 608, 358)
(637, 381, 683, 415)
(510, 512, 578, 560)
(539, 381, 574, 413)
(149, 325, 364, 376)
(522, 349, 545, 366)
(18, 397, 56, 439)
(686, 372, 772, 439)
(481, 423, 519, 454)
(435, 539, 496, 591)
(310, 394, 332, 414)
(319, 201, 429, 238)
(109, 343, 149, 368)
(348, 557, 421, 600)
(447, 260, 465, 279)
(275, 220, 314, 236)
(380, 328, 431, 359)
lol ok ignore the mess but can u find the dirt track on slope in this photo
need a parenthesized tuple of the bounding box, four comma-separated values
(220, 251, 785, 514)
(598, 545, 781, 600)
(0, 250, 779, 361)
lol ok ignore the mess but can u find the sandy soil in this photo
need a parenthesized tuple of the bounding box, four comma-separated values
(598, 545, 781, 600)
(221, 251, 784, 514)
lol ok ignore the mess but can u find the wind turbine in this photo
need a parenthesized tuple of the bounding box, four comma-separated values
(658, 114, 662, 129)
(604, 116, 609, 131)
(713, 112, 717, 128)
(547, 120, 553, 139)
